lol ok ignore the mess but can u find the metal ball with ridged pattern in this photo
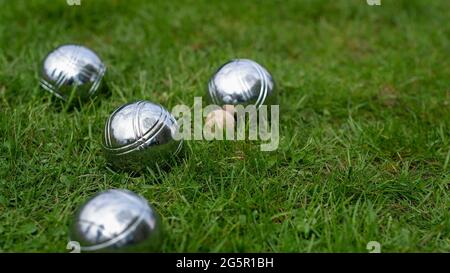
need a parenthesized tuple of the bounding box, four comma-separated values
(208, 59, 276, 109)
(40, 44, 106, 101)
(69, 189, 162, 252)
(103, 100, 183, 172)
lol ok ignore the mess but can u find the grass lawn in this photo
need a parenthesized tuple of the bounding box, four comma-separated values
(0, 0, 449, 252)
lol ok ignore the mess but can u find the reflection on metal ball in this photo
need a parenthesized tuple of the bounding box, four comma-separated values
(40, 44, 106, 101)
(208, 59, 276, 109)
(70, 189, 162, 252)
(103, 100, 183, 172)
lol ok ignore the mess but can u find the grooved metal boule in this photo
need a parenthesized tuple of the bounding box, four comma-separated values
(103, 100, 183, 172)
(208, 59, 276, 109)
(69, 189, 162, 253)
(40, 44, 106, 101)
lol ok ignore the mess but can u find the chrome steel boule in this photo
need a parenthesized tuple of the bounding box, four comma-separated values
(40, 44, 106, 101)
(70, 189, 162, 252)
(208, 59, 276, 109)
(103, 100, 183, 172)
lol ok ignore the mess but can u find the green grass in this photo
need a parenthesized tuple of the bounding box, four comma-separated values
(0, 0, 450, 252)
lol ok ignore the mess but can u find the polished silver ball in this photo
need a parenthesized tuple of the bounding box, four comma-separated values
(40, 44, 106, 101)
(70, 189, 162, 252)
(103, 100, 183, 172)
(208, 59, 276, 109)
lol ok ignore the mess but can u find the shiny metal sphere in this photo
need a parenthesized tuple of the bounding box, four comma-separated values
(40, 44, 106, 101)
(208, 59, 276, 109)
(103, 100, 183, 172)
(70, 189, 162, 252)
